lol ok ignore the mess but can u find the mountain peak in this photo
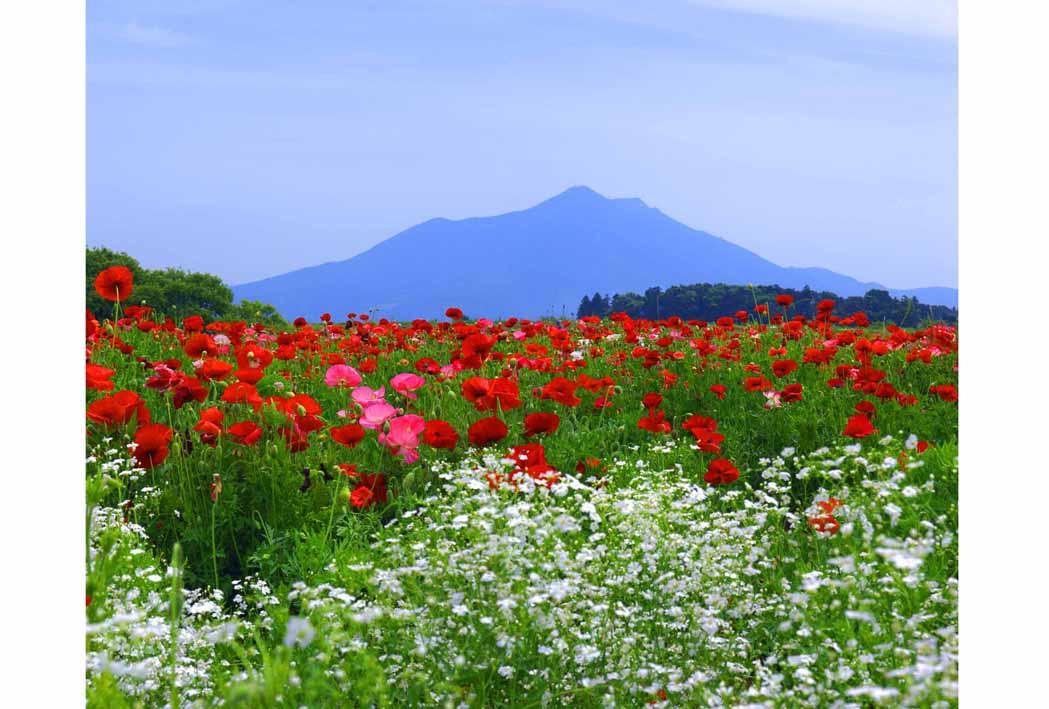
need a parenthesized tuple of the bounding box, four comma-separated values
(541, 185, 607, 205)
(537, 185, 650, 211)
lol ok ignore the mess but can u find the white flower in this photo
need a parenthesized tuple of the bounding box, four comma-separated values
(283, 616, 315, 648)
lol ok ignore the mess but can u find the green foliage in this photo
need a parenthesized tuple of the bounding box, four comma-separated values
(87, 247, 287, 328)
(579, 282, 957, 326)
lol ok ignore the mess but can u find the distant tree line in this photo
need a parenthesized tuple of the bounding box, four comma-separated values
(577, 283, 957, 326)
(87, 247, 288, 328)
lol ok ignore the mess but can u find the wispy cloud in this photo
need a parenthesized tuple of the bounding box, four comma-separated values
(104, 21, 197, 48)
(689, 0, 957, 39)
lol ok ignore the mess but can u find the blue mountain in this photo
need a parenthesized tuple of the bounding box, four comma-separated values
(233, 186, 957, 320)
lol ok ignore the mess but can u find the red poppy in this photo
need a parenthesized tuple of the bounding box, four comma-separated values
(709, 383, 726, 400)
(415, 357, 441, 375)
(771, 359, 798, 378)
(87, 390, 151, 428)
(221, 382, 263, 411)
(234, 367, 265, 385)
(704, 458, 740, 485)
(131, 423, 173, 469)
(523, 412, 560, 438)
(461, 377, 522, 412)
(854, 400, 876, 417)
(228, 421, 263, 446)
(638, 408, 671, 434)
(94, 266, 134, 302)
(422, 419, 459, 449)
(86, 363, 116, 391)
(641, 392, 663, 410)
(182, 315, 205, 332)
(842, 414, 878, 438)
(198, 358, 234, 382)
(349, 473, 387, 508)
(331, 424, 366, 449)
(184, 333, 218, 359)
(467, 416, 508, 447)
(445, 307, 464, 321)
(509, 442, 554, 476)
(194, 407, 224, 446)
(775, 294, 794, 307)
(541, 377, 581, 407)
(681, 414, 718, 434)
(780, 383, 804, 403)
(744, 376, 773, 392)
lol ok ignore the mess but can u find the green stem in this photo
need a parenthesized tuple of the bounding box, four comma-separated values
(210, 502, 219, 588)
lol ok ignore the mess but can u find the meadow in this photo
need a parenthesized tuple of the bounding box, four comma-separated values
(86, 266, 958, 707)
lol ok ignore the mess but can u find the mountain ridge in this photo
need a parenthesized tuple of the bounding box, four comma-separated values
(233, 186, 957, 319)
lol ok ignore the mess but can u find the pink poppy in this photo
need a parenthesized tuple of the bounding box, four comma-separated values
(359, 401, 398, 430)
(390, 373, 426, 399)
(351, 385, 386, 407)
(325, 364, 363, 388)
(379, 414, 425, 463)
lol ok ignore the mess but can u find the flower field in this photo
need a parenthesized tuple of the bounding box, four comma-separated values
(86, 267, 958, 707)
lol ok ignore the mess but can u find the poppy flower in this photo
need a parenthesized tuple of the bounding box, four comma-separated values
(86, 363, 116, 391)
(184, 334, 218, 359)
(690, 427, 725, 454)
(641, 392, 663, 410)
(637, 409, 671, 434)
(390, 372, 426, 400)
(423, 419, 459, 449)
(445, 307, 464, 321)
(349, 473, 388, 508)
(331, 423, 366, 448)
(681, 414, 718, 434)
(509, 443, 557, 483)
(198, 358, 234, 382)
(325, 364, 363, 388)
(842, 414, 878, 438)
(854, 400, 876, 417)
(461, 377, 521, 412)
(744, 376, 773, 392)
(378, 414, 425, 463)
(467, 416, 508, 447)
(359, 401, 398, 430)
(771, 359, 798, 378)
(780, 383, 804, 403)
(704, 458, 740, 486)
(193, 407, 225, 445)
(87, 390, 151, 428)
(234, 367, 265, 385)
(523, 412, 560, 438)
(228, 421, 263, 446)
(415, 357, 441, 374)
(541, 377, 581, 407)
(131, 423, 173, 469)
(775, 294, 794, 307)
(220, 382, 263, 411)
(94, 266, 134, 302)
(709, 383, 726, 400)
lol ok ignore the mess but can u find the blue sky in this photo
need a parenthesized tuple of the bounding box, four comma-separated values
(87, 0, 957, 289)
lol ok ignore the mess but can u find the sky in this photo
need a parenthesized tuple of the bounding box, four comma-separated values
(87, 0, 957, 289)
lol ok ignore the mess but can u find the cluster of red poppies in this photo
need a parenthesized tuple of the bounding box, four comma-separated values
(87, 266, 958, 510)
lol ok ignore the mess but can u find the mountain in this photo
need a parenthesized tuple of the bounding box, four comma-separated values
(232, 186, 958, 320)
